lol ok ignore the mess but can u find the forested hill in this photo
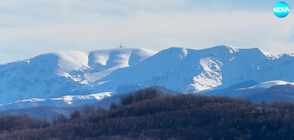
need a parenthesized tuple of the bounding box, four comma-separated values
(1, 88, 294, 140)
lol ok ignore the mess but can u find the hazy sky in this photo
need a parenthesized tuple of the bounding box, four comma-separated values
(0, 0, 294, 64)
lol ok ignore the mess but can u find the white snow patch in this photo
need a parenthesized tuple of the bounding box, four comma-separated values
(91, 51, 109, 66)
(85, 66, 124, 82)
(178, 48, 188, 59)
(55, 51, 90, 75)
(80, 80, 88, 85)
(259, 49, 278, 59)
(15, 98, 46, 103)
(246, 80, 294, 89)
(51, 92, 112, 104)
(189, 57, 223, 91)
(227, 46, 239, 54)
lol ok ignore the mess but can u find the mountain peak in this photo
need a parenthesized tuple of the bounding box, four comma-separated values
(279, 53, 294, 59)
(203, 45, 239, 54)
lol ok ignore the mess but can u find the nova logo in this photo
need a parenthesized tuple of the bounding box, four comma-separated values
(274, 7, 289, 13)
(273, 2, 290, 18)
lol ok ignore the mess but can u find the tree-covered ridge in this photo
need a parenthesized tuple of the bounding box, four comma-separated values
(1, 87, 294, 140)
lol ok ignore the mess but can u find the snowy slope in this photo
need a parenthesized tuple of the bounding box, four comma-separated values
(95, 46, 294, 94)
(206, 80, 294, 103)
(204, 80, 294, 98)
(0, 48, 154, 104)
(2, 45, 294, 110)
(244, 80, 294, 89)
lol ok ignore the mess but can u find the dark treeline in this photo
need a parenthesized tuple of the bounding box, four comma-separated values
(1, 87, 294, 139)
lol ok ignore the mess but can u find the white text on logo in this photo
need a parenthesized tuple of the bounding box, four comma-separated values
(274, 7, 289, 13)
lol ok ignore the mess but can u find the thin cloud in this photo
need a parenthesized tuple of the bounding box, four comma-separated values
(0, 0, 293, 63)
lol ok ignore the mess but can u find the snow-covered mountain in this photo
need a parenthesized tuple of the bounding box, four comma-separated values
(94, 46, 294, 93)
(0, 48, 154, 105)
(1, 45, 294, 110)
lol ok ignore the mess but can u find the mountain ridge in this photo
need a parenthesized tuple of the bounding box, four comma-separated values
(1, 45, 294, 110)
(0, 48, 155, 104)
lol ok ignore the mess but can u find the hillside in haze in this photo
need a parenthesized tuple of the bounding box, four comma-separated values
(1, 46, 294, 110)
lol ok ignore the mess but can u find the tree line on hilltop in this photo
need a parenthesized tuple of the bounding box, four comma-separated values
(0, 87, 294, 139)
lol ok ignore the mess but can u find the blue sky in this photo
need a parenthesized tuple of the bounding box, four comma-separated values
(0, 0, 294, 64)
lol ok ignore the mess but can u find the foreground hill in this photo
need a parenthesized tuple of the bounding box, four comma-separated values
(1, 88, 294, 139)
